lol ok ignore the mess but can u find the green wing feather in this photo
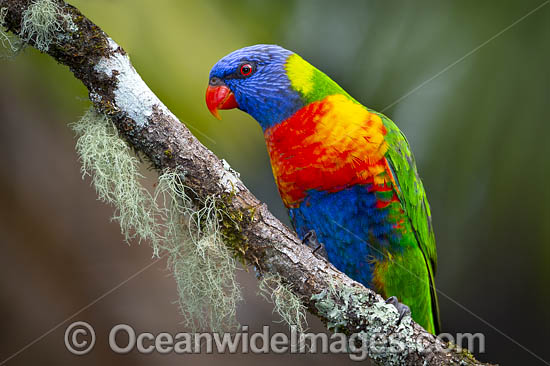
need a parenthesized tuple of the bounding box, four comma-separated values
(378, 112, 441, 334)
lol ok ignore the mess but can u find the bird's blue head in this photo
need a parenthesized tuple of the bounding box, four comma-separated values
(206, 44, 304, 130)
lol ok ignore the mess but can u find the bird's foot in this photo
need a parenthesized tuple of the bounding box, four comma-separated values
(302, 230, 328, 260)
(385, 296, 411, 325)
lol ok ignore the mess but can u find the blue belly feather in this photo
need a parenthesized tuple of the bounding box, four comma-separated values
(288, 185, 401, 287)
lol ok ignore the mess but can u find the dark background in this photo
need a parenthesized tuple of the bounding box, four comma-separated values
(0, 0, 548, 365)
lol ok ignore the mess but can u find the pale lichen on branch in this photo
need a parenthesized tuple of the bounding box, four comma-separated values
(72, 109, 243, 332)
(0, 1, 496, 364)
(19, 0, 75, 51)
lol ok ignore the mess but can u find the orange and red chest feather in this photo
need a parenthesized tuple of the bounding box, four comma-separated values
(264, 94, 394, 208)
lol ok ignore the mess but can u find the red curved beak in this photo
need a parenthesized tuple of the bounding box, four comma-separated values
(205, 85, 238, 120)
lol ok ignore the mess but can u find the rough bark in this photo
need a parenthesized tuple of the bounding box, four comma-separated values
(0, 1, 496, 365)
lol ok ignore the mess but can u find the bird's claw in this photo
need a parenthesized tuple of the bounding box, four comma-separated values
(302, 230, 328, 260)
(385, 296, 411, 325)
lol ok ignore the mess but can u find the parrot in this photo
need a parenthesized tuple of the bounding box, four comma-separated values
(205, 44, 440, 334)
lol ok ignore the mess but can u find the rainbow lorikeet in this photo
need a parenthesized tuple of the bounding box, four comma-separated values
(206, 45, 441, 334)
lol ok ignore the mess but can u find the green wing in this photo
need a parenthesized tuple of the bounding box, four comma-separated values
(379, 112, 441, 333)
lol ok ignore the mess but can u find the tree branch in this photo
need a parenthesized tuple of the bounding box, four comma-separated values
(0, 1, 495, 365)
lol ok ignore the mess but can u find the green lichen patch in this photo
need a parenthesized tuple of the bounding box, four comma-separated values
(215, 192, 253, 264)
(311, 281, 417, 365)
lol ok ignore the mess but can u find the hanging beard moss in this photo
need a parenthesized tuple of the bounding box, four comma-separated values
(71, 109, 163, 253)
(258, 273, 307, 334)
(155, 171, 242, 332)
(19, 0, 77, 52)
(0, 7, 23, 56)
(72, 109, 242, 332)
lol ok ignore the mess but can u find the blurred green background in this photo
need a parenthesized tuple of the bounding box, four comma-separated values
(0, 0, 548, 365)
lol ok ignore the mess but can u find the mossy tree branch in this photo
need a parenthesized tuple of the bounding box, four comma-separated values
(0, 1, 495, 365)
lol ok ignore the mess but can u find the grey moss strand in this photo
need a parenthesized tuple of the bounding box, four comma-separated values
(0, 1, 494, 365)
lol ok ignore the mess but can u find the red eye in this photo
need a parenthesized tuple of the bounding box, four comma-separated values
(240, 63, 253, 76)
